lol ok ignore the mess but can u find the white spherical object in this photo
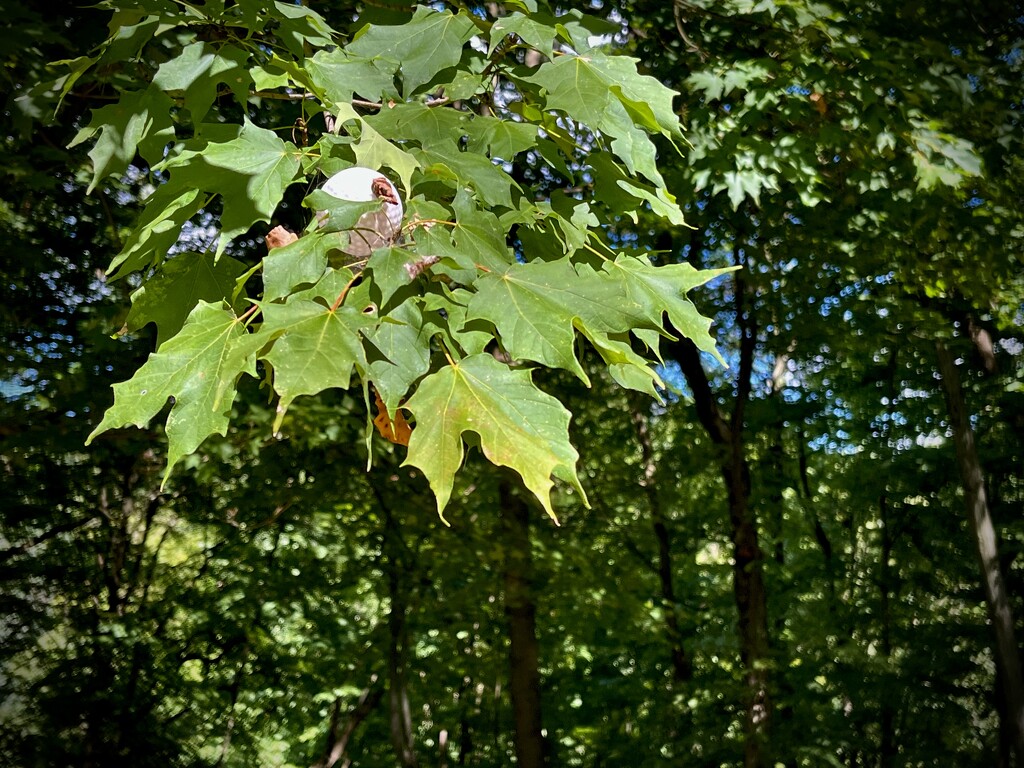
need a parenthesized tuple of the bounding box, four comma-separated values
(320, 167, 404, 258)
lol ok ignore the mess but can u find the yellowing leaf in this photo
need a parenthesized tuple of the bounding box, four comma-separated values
(403, 354, 587, 521)
(372, 388, 411, 446)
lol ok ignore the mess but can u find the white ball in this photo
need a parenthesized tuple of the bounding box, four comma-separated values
(320, 167, 404, 257)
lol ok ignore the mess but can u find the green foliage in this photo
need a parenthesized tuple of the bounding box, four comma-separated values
(86, 301, 258, 486)
(73, 0, 725, 516)
(5, 1, 1023, 767)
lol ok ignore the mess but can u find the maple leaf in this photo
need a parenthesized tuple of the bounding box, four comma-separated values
(160, 120, 301, 255)
(86, 302, 257, 486)
(69, 85, 175, 193)
(125, 252, 247, 346)
(602, 255, 736, 364)
(372, 389, 411, 446)
(106, 186, 205, 280)
(365, 299, 432, 416)
(255, 298, 378, 432)
(403, 354, 587, 521)
(151, 42, 251, 124)
(346, 6, 475, 96)
(262, 230, 344, 302)
(466, 257, 648, 382)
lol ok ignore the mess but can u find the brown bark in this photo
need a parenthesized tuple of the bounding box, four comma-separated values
(673, 333, 771, 768)
(878, 492, 895, 768)
(500, 478, 548, 768)
(935, 340, 1024, 764)
(670, 246, 771, 766)
(630, 404, 693, 682)
(384, 512, 419, 768)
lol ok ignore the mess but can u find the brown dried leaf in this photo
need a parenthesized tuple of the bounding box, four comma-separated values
(372, 388, 412, 446)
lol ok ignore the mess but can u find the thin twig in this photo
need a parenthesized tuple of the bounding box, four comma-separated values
(673, 0, 710, 61)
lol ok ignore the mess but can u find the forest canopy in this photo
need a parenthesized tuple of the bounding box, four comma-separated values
(2, 1, 1023, 767)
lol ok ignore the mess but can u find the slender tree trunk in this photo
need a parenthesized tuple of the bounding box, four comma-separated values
(797, 428, 837, 613)
(314, 677, 384, 768)
(936, 340, 1024, 763)
(384, 514, 419, 768)
(500, 478, 548, 768)
(631, 404, 693, 683)
(674, 335, 771, 768)
(878, 491, 895, 768)
(726, 448, 772, 768)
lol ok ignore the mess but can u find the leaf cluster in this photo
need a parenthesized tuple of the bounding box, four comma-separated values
(69, 0, 730, 517)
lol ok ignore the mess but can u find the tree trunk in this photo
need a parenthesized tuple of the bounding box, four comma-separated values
(673, 334, 771, 768)
(726, 448, 772, 768)
(313, 676, 383, 768)
(670, 237, 771, 765)
(878, 491, 895, 768)
(384, 513, 419, 768)
(935, 340, 1024, 764)
(797, 428, 837, 614)
(631, 404, 693, 683)
(500, 478, 548, 768)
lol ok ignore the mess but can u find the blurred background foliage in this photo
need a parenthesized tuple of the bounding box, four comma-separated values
(2, 1, 1022, 766)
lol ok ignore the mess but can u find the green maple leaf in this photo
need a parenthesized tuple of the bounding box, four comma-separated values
(106, 186, 206, 279)
(520, 55, 617, 128)
(579, 328, 664, 399)
(366, 247, 432, 308)
(262, 231, 341, 303)
(257, 298, 377, 431)
(464, 116, 539, 161)
(305, 48, 397, 104)
(421, 289, 492, 356)
(602, 98, 664, 185)
(414, 144, 519, 209)
(152, 42, 251, 124)
(403, 353, 587, 521)
(162, 120, 301, 254)
(489, 12, 559, 59)
(366, 102, 469, 151)
(69, 85, 175, 193)
(522, 51, 683, 184)
(365, 299, 432, 417)
(417, 188, 514, 275)
(604, 256, 735, 363)
(86, 302, 258, 485)
(347, 6, 475, 96)
(350, 119, 418, 197)
(467, 257, 657, 382)
(126, 252, 248, 345)
(270, 1, 337, 57)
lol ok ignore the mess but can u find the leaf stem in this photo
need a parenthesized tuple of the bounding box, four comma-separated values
(583, 241, 613, 261)
(237, 304, 261, 325)
(440, 340, 457, 367)
(331, 273, 361, 311)
(403, 218, 457, 233)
